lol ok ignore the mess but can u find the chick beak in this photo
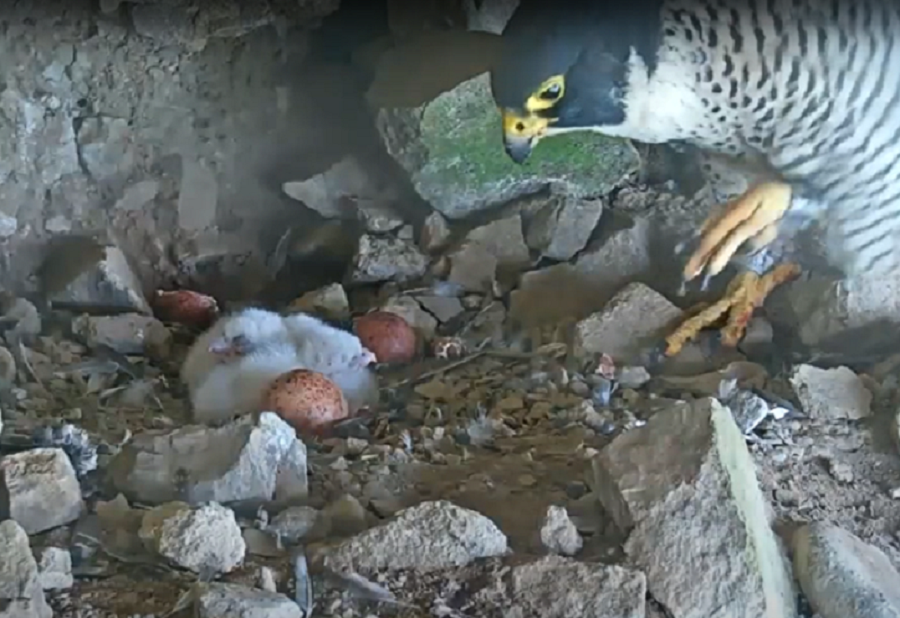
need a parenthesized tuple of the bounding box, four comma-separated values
(501, 109, 549, 164)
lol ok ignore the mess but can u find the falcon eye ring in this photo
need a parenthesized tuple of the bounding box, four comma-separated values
(540, 84, 561, 100)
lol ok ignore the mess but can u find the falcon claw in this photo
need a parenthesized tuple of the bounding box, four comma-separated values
(683, 181, 793, 282)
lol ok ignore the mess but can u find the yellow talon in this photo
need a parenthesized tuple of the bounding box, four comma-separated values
(684, 181, 793, 281)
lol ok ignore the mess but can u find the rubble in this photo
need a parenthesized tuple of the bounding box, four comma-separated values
(790, 364, 873, 420)
(793, 522, 900, 618)
(594, 398, 798, 618)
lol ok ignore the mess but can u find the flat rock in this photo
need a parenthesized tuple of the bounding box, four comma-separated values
(526, 196, 604, 261)
(462, 213, 531, 272)
(349, 234, 429, 284)
(0, 448, 85, 535)
(107, 412, 308, 505)
(790, 365, 872, 420)
(594, 398, 797, 618)
(793, 522, 900, 618)
(196, 583, 302, 618)
(572, 282, 682, 364)
(0, 520, 51, 618)
(325, 500, 508, 573)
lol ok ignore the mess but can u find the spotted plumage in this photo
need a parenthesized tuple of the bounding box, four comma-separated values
(491, 0, 900, 279)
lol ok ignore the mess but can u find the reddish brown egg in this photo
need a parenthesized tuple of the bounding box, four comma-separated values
(152, 290, 219, 329)
(353, 311, 417, 364)
(261, 369, 350, 436)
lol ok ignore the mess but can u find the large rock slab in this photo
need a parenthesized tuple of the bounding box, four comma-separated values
(372, 3, 639, 219)
(375, 74, 638, 219)
(594, 398, 797, 618)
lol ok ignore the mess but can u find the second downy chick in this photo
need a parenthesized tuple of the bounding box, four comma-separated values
(180, 307, 290, 394)
(190, 340, 305, 425)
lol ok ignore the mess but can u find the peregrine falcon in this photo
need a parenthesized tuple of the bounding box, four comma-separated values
(490, 0, 900, 289)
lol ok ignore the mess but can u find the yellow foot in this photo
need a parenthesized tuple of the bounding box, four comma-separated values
(683, 181, 793, 282)
(665, 263, 801, 357)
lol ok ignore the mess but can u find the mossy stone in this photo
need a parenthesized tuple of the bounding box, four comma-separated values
(376, 73, 640, 219)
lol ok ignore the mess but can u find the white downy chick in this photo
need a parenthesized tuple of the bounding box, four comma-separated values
(282, 312, 379, 412)
(190, 340, 304, 425)
(180, 307, 289, 394)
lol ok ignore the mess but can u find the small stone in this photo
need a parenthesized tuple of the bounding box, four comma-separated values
(196, 583, 302, 618)
(114, 179, 160, 211)
(380, 295, 438, 339)
(257, 566, 278, 593)
(540, 506, 583, 557)
(0, 214, 18, 238)
(790, 365, 872, 420)
(0, 448, 84, 535)
(321, 494, 368, 537)
(793, 522, 900, 618)
(76, 116, 135, 185)
(287, 283, 350, 321)
(463, 214, 531, 271)
(617, 366, 651, 389)
(350, 234, 429, 284)
(447, 242, 498, 293)
(527, 196, 604, 261)
(72, 313, 171, 357)
(325, 500, 508, 573)
(0, 519, 51, 618)
(357, 199, 404, 232)
(267, 506, 320, 543)
(573, 282, 683, 365)
(36, 547, 73, 590)
(139, 502, 246, 574)
(420, 211, 451, 252)
(415, 295, 464, 323)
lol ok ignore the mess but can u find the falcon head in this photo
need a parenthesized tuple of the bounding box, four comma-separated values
(489, 2, 663, 163)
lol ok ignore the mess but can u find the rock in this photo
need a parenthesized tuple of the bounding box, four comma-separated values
(463, 214, 531, 272)
(420, 210, 452, 252)
(76, 116, 135, 187)
(140, 502, 246, 575)
(504, 556, 646, 618)
(325, 500, 508, 573)
(349, 234, 429, 284)
(374, 72, 638, 219)
(196, 583, 303, 618)
(177, 157, 218, 232)
(526, 196, 605, 261)
(539, 506, 583, 557)
(572, 282, 682, 364)
(0, 520, 51, 618)
(319, 494, 369, 537)
(287, 283, 350, 321)
(107, 412, 308, 505)
(0, 214, 17, 238)
(267, 506, 320, 543)
(49, 245, 151, 314)
(72, 313, 171, 357)
(356, 199, 405, 233)
(790, 365, 872, 420)
(0, 88, 80, 220)
(415, 294, 464, 323)
(446, 242, 498, 293)
(380, 295, 438, 340)
(36, 547, 73, 591)
(283, 156, 398, 221)
(113, 179, 160, 212)
(0, 448, 84, 535)
(793, 522, 900, 618)
(594, 398, 797, 618)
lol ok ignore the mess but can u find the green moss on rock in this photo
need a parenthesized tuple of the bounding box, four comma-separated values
(378, 74, 639, 219)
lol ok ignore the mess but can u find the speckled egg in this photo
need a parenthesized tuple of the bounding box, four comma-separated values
(152, 290, 219, 329)
(353, 311, 417, 364)
(261, 369, 350, 435)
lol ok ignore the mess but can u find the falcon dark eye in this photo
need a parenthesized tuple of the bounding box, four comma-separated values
(540, 83, 562, 100)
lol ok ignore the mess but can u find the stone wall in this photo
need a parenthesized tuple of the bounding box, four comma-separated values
(0, 0, 418, 304)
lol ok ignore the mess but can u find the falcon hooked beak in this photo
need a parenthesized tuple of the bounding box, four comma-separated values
(501, 108, 553, 163)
